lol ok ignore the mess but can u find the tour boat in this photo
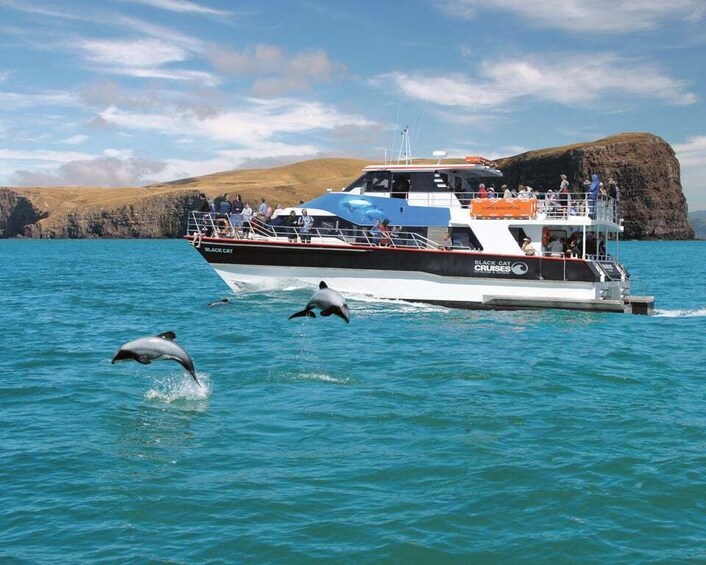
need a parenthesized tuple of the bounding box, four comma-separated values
(186, 154, 654, 315)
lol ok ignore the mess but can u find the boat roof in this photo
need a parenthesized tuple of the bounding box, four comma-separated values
(362, 163, 503, 178)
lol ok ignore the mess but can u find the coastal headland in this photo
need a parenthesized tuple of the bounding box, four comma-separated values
(0, 132, 694, 240)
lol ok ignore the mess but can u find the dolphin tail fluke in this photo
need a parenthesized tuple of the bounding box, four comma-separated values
(289, 308, 316, 320)
(188, 369, 201, 386)
(178, 360, 201, 386)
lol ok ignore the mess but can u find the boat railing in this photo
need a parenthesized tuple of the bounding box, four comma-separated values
(187, 212, 441, 250)
(392, 190, 620, 223)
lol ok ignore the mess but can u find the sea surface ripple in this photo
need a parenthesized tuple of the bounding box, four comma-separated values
(1, 240, 705, 563)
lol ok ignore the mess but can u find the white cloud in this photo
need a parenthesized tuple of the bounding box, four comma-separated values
(0, 148, 92, 163)
(125, 0, 231, 16)
(9, 156, 166, 187)
(674, 135, 706, 167)
(76, 38, 188, 68)
(0, 90, 80, 110)
(103, 148, 135, 159)
(371, 53, 696, 112)
(674, 135, 706, 210)
(62, 135, 88, 145)
(209, 45, 344, 96)
(439, 0, 705, 33)
(0, 71, 9, 84)
(73, 37, 219, 85)
(98, 98, 374, 145)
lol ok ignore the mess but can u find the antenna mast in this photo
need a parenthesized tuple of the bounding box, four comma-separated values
(397, 126, 411, 165)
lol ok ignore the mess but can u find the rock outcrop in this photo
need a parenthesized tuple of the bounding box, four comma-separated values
(24, 191, 202, 239)
(0, 135, 695, 239)
(495, 132, 694, 239)
(0, 189, 47, 237)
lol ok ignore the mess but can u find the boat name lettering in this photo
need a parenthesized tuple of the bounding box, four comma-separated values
(204, 246, 233, 254)
(473, 260, 528, 276)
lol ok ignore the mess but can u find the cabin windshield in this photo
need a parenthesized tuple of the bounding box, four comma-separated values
(344, 170, 460, 194)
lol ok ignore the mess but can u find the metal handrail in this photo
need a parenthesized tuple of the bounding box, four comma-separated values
(187, 212, 441, 250)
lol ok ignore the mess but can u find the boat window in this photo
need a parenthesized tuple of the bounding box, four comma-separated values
(408, 172, 453, 193)
(510, 227, 529, 245)
(343, 174, 368, 192)
(391, 173, 411, 199)
(363, 171, 392, 192)
(450, 227, 483, 250)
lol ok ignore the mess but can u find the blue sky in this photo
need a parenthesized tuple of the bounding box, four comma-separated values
(1, 0, 705, 210)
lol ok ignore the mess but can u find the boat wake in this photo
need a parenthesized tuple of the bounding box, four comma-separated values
(144, 372, 211, 402)
(654, 308, 706, 318)
(347, 294, 449, 314)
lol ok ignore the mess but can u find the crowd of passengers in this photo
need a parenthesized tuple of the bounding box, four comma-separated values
(192, 192, 416, 248)
(191, 192, 316, 246)
(461, 173, 620, 219)
(522, 231, 608, 258)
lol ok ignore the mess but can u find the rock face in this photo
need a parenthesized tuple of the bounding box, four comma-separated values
(29, 191, 201, 239)
(0, 135, 694, 239)
(0, 189, 46, 237)
(495, 132, 694, 240)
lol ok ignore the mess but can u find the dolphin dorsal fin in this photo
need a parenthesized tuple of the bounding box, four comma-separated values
(157, 331, 176, 340)
(319, 281, 328, 289)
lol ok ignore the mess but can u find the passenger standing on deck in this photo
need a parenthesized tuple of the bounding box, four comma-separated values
(285, 210, 298, 242)
(521, 237, 536, 255)
(242, 201, 253, 237)
(297, 209, 314, 243)
(559, 174, 570, 218)
(218, 193, 231, 218)
(608, 178, 620, 219)
(379, 219, 392, 246)
(258, 198, 268, 217)
(369, 219, 382, 245)
(588, 174, 600, 218)
(196, 192, 210, 213)
(478, 183, 488, 198)
(502, 184, 512, 199)
(230, 194, 244, 233)
(441, 232, 452, 250)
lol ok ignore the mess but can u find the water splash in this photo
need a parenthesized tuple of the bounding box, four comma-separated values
(654, 308, 706, 318)
(295, 372, 349, 384)
(144, 372, 211, 403)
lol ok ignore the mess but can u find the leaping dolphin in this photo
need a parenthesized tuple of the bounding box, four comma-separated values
(112, 331, 200, 386)
(289, 281, 350, 323)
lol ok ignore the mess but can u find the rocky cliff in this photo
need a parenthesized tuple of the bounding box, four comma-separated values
(495, 132, 694, 239)
(0, 135, 694, 239)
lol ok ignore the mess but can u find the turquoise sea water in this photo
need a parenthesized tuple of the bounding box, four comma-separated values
(1, 239, 705, 563)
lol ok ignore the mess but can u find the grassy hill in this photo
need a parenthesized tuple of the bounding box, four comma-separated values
(16, 157, 372, 218)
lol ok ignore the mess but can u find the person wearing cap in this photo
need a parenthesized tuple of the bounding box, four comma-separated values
(521, 236, 535, 255)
